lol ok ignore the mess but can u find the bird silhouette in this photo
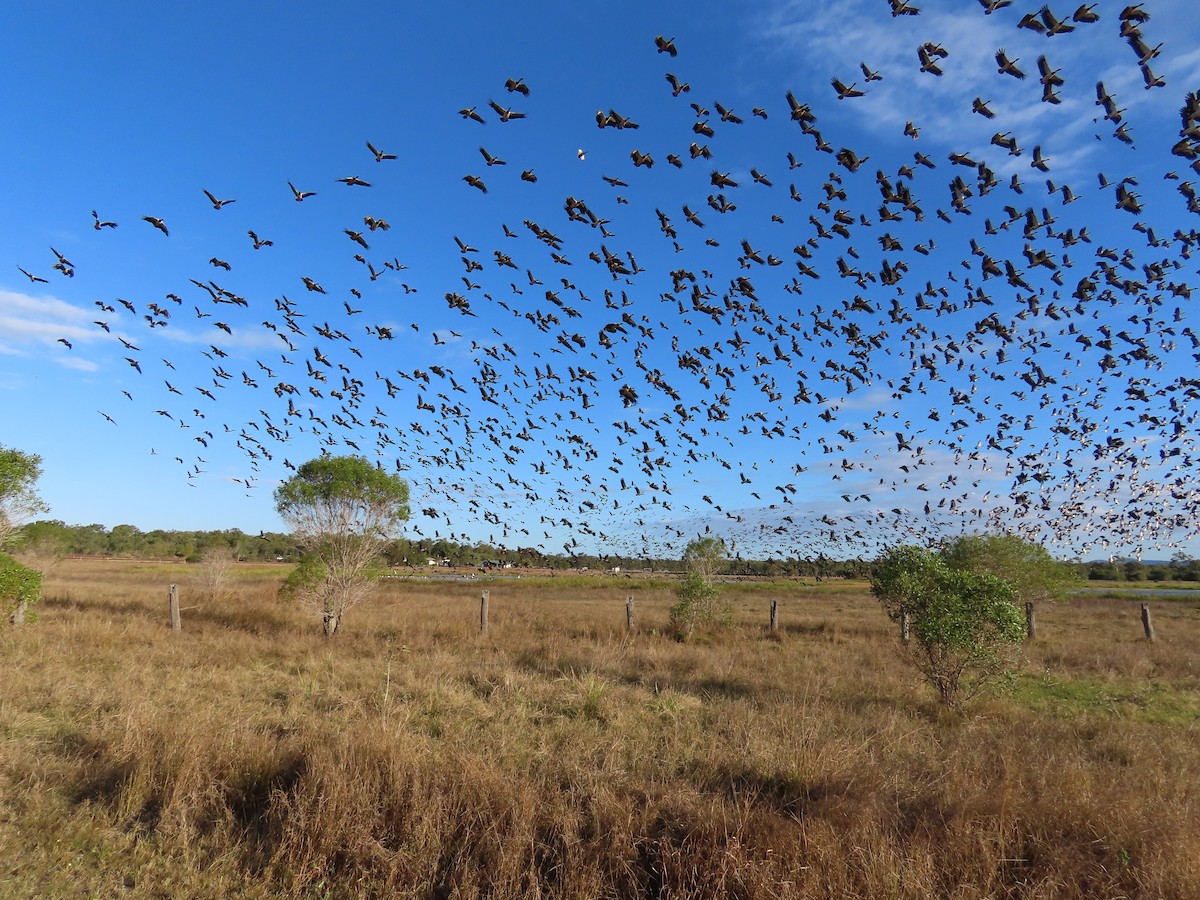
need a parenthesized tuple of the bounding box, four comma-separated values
(287, 181, 317, 201)
(142, 216, 169, 235)
(203, 189, 236, 209)
(366, 141, 396, 162)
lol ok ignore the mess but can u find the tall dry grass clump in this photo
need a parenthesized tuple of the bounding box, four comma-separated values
(193, 545, 237, 604)
(0, 559, 1197, 897)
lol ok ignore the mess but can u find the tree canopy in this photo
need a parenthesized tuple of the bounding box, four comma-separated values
(0, 445, 48, 549)
(681, 536, 728, 581)
(274, 455, 410, 542)
(940, 533, 1079, 605)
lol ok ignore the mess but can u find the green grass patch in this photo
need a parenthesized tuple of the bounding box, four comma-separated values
(1078, 589, 1200, 603)
(1012, 674, 1200, 723)
(228, 565, 292, 579)
(1076, 580, 1200, 593)
(120, 561, 194, 575)
(721, 578, 867, 596)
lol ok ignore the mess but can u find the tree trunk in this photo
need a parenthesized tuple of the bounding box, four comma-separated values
(8, 601, 26, 627)
(323, 610, 340, 637)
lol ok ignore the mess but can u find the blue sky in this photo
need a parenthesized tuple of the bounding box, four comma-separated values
(2, 1, 1199, 561)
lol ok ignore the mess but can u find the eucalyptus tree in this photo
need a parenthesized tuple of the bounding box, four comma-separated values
(274, 455, 409, 637)
(0, 445, 48, 550)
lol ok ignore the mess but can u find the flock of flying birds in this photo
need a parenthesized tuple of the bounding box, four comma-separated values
(14, 1, 1200, 561)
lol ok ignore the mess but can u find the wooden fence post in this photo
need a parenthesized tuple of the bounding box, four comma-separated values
(480, 590, 489, 635)
(899, 608, 910, 643)
(625, 595, 634, 633)
(168, 584, 181, 632)
(769, 598, 779, 634)
(1141, 603, 1155, 642)
(1025, 601, 1036, 641)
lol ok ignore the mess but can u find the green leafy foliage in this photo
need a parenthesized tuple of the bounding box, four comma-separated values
(940, 533, 1079, 604)
(279, 555, 329, 601)
(667, 571, 729, 643)
(274, 455, 410, 541)
(681, 536, 728, 580)
(670, 537, 732, 639)
(872, 544, 1024, 707)
(0, 445, 48, 549)
(0, 552, 42, 625)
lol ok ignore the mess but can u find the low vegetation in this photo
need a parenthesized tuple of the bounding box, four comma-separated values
(0, 552, 41, 625)
(1, 559, 1198, 897)
(669, 536, 732, 639)
(871, 544, 1026, 707)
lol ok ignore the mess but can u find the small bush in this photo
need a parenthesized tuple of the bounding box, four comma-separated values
(279, 555, 329, 603)
(195, 545, 237, 603)
(1, 552, 42, 625)
(872, 545, 1025, 707)
(668, 571, 731, 640)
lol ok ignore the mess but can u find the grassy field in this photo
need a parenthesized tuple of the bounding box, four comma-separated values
(1, 559, 1198, 898)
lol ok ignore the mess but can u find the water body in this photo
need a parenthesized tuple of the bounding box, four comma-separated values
(1077, 587, 1200, 598)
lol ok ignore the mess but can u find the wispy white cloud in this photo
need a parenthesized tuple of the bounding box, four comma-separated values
(751, 0, 1191, 184)
(0, 289, 105, 371)
(0, 288, 91, 326)
(54, 355, 101, 372)
(155, 322, 281, 352)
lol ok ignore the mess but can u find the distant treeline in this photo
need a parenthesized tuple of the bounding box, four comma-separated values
(18, 520, 874, 577)
(23, 520, 1185, 581)
(21, 520, 295, 564)
(1076, 557, 1200, 582)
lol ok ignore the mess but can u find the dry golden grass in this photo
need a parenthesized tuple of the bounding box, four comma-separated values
(1, 559, 1198, 898)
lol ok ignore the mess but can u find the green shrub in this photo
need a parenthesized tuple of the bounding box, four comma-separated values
(872, 545, 1024, 707)
(1, 552, 42, 625)
(668, 571, 731, 640)
(279, 554, 330, 603)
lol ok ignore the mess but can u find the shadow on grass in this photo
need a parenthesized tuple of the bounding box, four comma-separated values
(66, 742, 309, 874)
(39, 593, 294, 636)
(702, 762, 856, 820)
(510, 645, 762, 704)
(68, 756, 160, 830)
(225, 752, 309, 872)
(188, 603, 294, 636)
(41, 594, 156, 622)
